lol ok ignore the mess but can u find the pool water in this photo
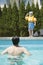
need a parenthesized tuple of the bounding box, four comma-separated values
(0, 39, 43, 65)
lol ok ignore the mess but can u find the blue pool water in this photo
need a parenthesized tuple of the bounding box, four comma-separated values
(0, 39, 43, 65)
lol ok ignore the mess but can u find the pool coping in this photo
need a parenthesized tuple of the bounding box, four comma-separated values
(0, 37, 43, 40)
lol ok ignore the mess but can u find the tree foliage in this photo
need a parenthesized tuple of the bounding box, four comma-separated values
(19, 0, 26, 36)
(0, 2, 43, 36)
(12, 2, 19, 36)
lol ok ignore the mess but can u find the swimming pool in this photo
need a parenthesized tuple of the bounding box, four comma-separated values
(0, 38, 43, 65)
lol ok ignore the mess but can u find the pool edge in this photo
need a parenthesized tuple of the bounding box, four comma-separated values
(0, 37, 43, 40)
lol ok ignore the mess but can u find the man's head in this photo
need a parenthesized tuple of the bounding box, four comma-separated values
(12, 37, 19, 46)
(29, 11, 33, 16)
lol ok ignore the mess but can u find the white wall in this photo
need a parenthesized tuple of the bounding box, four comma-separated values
(38, 0, 42, 9)
(34, 0, 41, 9)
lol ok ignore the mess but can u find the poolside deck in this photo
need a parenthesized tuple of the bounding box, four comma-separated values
(0, 37, 43, 40)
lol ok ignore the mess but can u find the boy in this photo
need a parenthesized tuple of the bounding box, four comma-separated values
(25, 11, 37, 36)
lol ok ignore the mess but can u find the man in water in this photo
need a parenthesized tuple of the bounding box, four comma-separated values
(1, 37, 31, 56)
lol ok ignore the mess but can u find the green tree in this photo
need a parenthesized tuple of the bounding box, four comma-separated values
(31, 3, 36, 14)
(0, 4, 8, 36)
(12, 2, 19, 36)
(40, 3, 43, 29)
(19, 0, 27, 36)
(6, 4, 13, 36)
(0, 7, 2, 17)
(0, 7, 3, 36)
(34, 3, 41, 32)
(26, 2, 31, 13)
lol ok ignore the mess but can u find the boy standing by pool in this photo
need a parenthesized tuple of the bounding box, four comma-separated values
(25, 11, 37, 37)
(1, 37, 31, 56)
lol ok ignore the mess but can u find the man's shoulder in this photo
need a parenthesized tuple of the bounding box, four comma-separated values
(21, 47, 26, 50)
(18, 46, 25, 49)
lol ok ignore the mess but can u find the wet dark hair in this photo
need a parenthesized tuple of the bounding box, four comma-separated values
(12, 37, 19, 46)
